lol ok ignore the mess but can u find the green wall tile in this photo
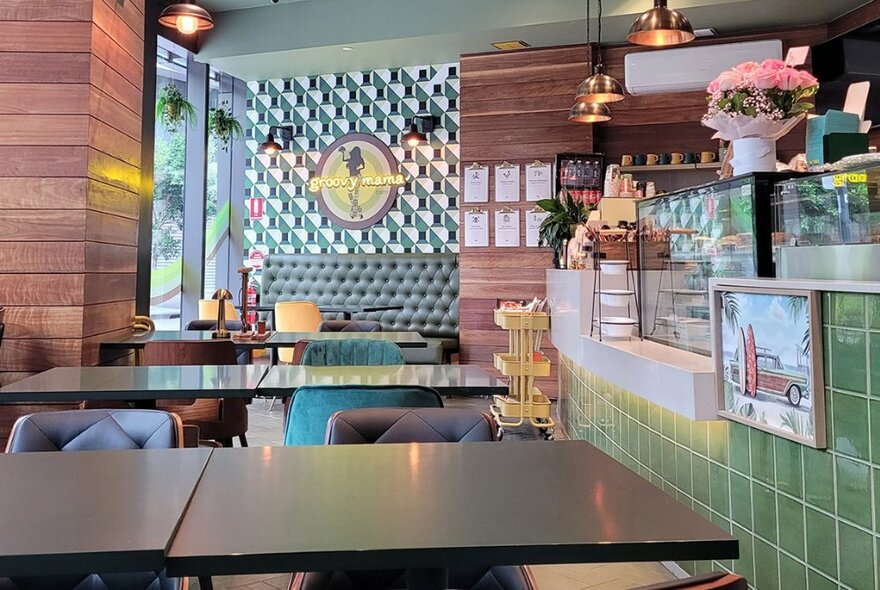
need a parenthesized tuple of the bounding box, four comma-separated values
(707, 421, 729, 465)
(709, 462, 731, 518)
(750, 429, 775, 485)
(829, 293, 865, 328)
(730, 472, 752, 529)
(752, 482, 777, 544)
(803, 449, 834, 512)
(693, 456, 710, 506)
(806, 569, 837, 590)
(731, 524, 755, 582)
(676, 446, 692, 496)
(779, 553, 807, 590)
(675, 413, 691, 446)
(729, 422, 751, 474)
(754, 537, 780, 590)
(661, 407, 676, 439)
(774, 437, 803, 496)
(832, 392, 870, 460)
(867, 294, 880, 330)
(835, 455, 872, 529)
(805, 508, 838, 579)
(838, 521, 874, 589)
(777, 494, 805, 559)
(662, 439, 676, 485)
(830, 328, 868, 394)
(692, 421, 709, 457)
(870, 333, 880, 398)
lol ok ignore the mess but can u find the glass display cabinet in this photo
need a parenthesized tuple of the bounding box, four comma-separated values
(637, 173, 794, 356)
(774, 165, 880, 281)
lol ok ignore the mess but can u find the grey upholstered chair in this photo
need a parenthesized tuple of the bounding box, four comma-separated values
(300, 339, 404, 366)
(2, 409, 185, 590)
(318, 320, 382, 332)
(287, 407, 536, 590)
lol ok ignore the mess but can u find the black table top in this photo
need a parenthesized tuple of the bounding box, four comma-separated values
(0, 365, 269, 403)
(258, 364, 505, 397)
(166, 442, 737, 577)
(0, 448, 212, 577)
(101, 330, 427, 350)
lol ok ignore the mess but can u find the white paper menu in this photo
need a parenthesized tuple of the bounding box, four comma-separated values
(525, 162, 553, 202)
(494, 209, 521, 248)
(494, 163, 520, 202)
(526, 210, 549, 247)
(463, 164, 489, 203)
(463, 210, 489, 247)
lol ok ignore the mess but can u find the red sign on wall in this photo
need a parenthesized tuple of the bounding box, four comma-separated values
(249, 197, 264, 220)
(249, 249, 264, 269)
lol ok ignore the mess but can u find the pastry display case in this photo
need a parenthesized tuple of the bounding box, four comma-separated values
(774, 166, 880, 281)
(637, 173, 796, 355)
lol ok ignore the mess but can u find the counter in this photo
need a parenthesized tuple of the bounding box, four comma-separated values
(547, 269, 718, 420)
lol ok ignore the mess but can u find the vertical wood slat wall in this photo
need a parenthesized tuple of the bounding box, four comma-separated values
(0, 0, 144, 395)
(458, 46, 597, 397)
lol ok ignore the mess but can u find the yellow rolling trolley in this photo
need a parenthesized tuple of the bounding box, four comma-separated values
(489, 308, 555, 440)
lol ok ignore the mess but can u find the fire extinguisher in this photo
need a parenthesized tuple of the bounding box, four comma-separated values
(246, 278, 259, 326)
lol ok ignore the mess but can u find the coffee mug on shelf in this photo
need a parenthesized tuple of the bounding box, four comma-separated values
(621, 154, 634, 166)
(658, 153, 671, 165)
(633, 154, 647, 166)
(671, 152, 684, 164)
(700, 151, 718, 163)
(646, 153, 659, 165)
(683, 152, 697, 164)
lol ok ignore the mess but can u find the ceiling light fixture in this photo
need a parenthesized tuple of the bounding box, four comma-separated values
(159, 2, 214, 35)
(627, 0, 695, 47)
(402, 115, 434, 148)
(258, 126, 294, 156)
(568, 101, 611, 124)
(574, 0, 624, 105)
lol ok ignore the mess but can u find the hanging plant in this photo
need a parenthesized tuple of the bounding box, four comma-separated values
(208, 103, 244, 149)
(156, 83, 196, 132)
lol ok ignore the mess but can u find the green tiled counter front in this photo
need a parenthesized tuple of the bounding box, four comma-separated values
(558, 292, 880, 590)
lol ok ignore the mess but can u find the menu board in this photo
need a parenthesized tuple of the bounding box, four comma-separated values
(494, 210, 520, 248)
(526, 210, 549, 247)
(463, 210, 489, 247)
(526, 162, 553, 202)
(463, 164, 489, 203)
(494, 163, 520, 202)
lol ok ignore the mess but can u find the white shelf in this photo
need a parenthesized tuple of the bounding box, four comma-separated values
(619, 163, 722, 173)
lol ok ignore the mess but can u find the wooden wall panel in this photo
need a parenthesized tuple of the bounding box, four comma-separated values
(0, 0, 143, 421)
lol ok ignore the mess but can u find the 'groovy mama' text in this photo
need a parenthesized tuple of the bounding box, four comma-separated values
(308, 174, 406, 193)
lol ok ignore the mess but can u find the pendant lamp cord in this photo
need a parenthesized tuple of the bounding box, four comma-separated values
(596, 0, 604, 70)
(585, 0, 591, 60)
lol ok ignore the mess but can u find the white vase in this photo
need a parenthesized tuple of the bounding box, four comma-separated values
(730, 137, 777, 175)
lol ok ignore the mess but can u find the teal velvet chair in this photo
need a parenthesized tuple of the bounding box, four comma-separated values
(300, 339, 404, 366)
(283, 385, 443, 446)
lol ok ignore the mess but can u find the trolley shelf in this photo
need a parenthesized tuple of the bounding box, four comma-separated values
(491, 389, 553, 419)
(493, 352, 551, 377)
(493, 309, 551, 331)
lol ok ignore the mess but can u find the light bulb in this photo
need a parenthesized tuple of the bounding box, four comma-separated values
(406, 138, 420, 148)
(176, 15, 199, 34)
(264, 146, 278, 156)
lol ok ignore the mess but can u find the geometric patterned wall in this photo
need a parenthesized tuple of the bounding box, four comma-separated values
(244, 63, 460, 263)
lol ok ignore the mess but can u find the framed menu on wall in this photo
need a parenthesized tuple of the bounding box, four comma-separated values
(494, 209, 520, 247)
(526, 209, 549, 247)
(494, 162, 520, 202)
(463, 209, 489, 247)
(463, 164, 489, 203)
(526, 161, 553, 202)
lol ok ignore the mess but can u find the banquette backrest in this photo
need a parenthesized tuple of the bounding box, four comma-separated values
(260, 253, 459, 339)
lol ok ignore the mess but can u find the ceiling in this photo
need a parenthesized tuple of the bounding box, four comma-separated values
(192, 0, 872, 80)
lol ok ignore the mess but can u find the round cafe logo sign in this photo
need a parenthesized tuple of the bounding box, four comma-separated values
(308, 133, 405, 229)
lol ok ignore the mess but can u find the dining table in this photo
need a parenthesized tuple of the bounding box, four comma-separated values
(0, 448, 211, 577)
(166, 442, 738, 590)
(257, 364, 506, 397)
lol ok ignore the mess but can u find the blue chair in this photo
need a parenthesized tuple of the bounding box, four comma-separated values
(300, 339, 404, 366)
(2, 409, 184, 590)
(283, 385, 442, 446)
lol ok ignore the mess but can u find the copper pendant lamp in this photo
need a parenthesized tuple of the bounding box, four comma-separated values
(159, 2, 215, 35)
(627, 0, 695, 47)
(574, 0, 625, 104)
(568, 102, 611, 124)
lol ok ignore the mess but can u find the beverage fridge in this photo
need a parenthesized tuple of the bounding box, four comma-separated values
(555, 153, 605, 206)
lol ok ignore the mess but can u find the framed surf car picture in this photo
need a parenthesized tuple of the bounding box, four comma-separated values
(710, 281, 826, 448)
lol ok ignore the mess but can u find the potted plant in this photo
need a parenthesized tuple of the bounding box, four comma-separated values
(156, 82, 196, 132)
(209, 103, 244, 149)
(536, 190, 592, 268)
(702, 59, 818, 175)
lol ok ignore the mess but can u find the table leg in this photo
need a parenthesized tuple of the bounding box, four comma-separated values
(406, 568, 448, 590)
(198, 576, 214, 590)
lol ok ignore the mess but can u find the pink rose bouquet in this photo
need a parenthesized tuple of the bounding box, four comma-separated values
(702, 58, 819, 141)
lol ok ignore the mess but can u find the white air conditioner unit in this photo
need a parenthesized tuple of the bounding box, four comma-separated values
(624, 39, 783, 95)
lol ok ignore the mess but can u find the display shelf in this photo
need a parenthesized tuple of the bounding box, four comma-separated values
(619, 163, 722, 173)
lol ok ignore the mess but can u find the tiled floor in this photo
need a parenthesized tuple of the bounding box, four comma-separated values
(193, 398, 677, 590)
